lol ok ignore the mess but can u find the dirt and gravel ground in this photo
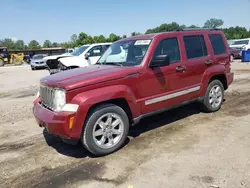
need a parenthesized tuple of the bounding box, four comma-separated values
(0, 61, 250, 188)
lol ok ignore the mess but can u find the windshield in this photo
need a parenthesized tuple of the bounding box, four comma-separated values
(32, 55, 46, 59)
(71, 45, 89, 56)
(97, 39, 151, 66)
(0, 48, 7, 53)
(65, 49, 74, 53)
(232, 40, 249, 45)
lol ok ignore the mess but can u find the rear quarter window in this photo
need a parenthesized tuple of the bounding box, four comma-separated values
(209, 34, 226, 55)
(183, 35, 208, 59)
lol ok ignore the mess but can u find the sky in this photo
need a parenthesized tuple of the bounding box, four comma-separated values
(1, 0, 250, 44)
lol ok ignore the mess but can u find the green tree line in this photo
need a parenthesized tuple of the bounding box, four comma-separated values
(1, 18, 250, 50)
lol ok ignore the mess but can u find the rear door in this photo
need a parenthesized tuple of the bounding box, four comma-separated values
(179, 33, 212, 99)
(208, 33, 229, 72)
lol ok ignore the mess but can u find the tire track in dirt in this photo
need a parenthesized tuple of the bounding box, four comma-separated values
(222, 90, 250, 117)
(0, 142, 34, 153)
(5, 162, 107, 188)
(0, 86, 38, 99)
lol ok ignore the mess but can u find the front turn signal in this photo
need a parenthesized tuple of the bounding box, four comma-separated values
(69, 116, 75, 129)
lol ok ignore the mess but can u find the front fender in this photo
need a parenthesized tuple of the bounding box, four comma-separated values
(69, 85, 139, 138)
(200, 64, 226, 96)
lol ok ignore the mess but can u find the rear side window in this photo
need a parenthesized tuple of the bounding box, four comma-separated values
(183, 35, 208, 59)
(154, 37, 180, 63)
(209, 34, 226, 55)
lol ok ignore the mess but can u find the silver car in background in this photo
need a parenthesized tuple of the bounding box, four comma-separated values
(30, 54, 48, 70)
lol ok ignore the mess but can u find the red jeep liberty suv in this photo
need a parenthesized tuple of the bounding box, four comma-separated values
(33, 28, 234, 156)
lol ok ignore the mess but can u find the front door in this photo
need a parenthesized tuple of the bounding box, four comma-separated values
(87, 45, 103, 65)
(139, 36, 189, 114)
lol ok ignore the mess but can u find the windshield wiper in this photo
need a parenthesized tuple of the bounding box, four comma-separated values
(96, 62, 123, 66)
(105, 62, 123, 66)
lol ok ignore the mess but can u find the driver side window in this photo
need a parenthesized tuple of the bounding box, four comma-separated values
(154, 37, 180, 64)
(88, 46, 102, 57)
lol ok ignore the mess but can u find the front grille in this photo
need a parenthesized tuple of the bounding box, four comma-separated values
(40, 86, 55, 110)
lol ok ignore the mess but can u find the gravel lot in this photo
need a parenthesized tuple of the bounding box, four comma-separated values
(0, 61, 250, 188)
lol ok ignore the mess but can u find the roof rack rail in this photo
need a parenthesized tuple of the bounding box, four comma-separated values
(176, 28, 221, 31)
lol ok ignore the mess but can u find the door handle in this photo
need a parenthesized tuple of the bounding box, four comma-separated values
(176, 65, 186, 72)
(205, 60, 213, 65)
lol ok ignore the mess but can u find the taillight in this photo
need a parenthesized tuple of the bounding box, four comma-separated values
(227, 55, 231, 73)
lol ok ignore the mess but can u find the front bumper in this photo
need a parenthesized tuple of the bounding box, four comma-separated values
(33, 102, 75, 139)
(31, 63, 47, 68)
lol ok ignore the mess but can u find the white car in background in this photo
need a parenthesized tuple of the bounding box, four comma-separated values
(43, 48, 75, 73)
(65, 48, 74, 54)
(229, 38, 250, 57)
(58, 42, 112, 71)
(44, 49, 74, 62)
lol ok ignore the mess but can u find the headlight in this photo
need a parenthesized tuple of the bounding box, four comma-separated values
(36, 91, 40, 98)
(61, 104, 79, 112)
(52, 89, 66, 112)
(39, 86, 78, 112)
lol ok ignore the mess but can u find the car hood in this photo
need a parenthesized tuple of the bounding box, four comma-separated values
(59, 56, 90, 67)
(40, 65, 139, 90)
(31, 59, 45, 62)
(43, 54, 73, 60)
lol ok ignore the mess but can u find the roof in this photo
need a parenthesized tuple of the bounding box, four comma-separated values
(89, 42, 113, 46)
(76, 42, 112, 48)
(119, 28, 223, 42)
(40, 47, 64, 50)
(119, 34, 158, 41)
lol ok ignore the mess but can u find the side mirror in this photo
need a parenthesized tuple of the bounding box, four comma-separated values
(149, 54, 170, 68)
(85, 52, 90, 60)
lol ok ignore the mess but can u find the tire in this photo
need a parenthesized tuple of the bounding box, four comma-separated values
(12, 58, 23, 66)
(82, 103, 129, 156)
(201, 79, 224, 112)
(0, 59, 5, 66)
(31, 66, 35, 70)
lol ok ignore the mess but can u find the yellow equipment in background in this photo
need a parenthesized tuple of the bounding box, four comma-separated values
(0, 47, 25, 66)
(9, 53, 25, 65)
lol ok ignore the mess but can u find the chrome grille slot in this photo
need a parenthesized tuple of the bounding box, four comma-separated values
(40, 86, 54, 110)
